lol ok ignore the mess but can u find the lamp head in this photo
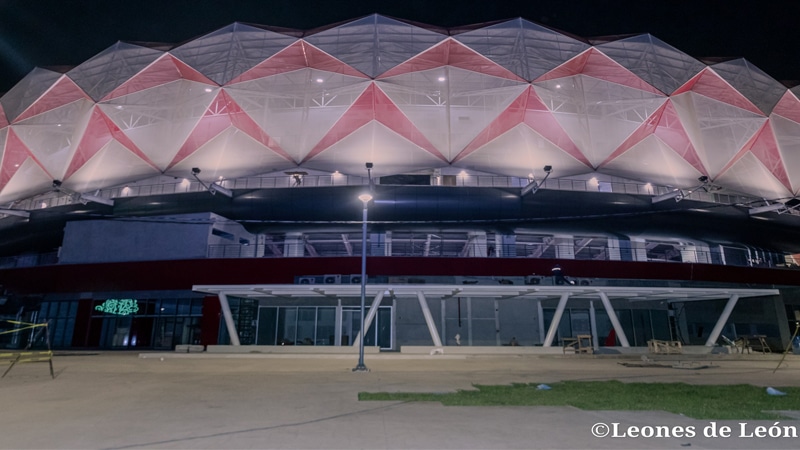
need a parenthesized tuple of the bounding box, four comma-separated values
(52, 179, 62, 188)
(698, 175, 709, 183)
(365, 162, 373, 169)
(191, 168, 201, 175)
(543, 165, 552, 173)
(358, 193, 373, 204)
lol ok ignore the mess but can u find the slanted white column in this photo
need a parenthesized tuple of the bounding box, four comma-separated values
(537, 300, 545, 344)
(705, 294, 739, 347)
(417, 291, 443, 347)
(353, 290, 385, 346)
(543, 292, 571, 347)
(218, 292, 240, 346)
(589, 300, 599, 349)
(598, 292, 630, 347)
(334, 299, 342, 346)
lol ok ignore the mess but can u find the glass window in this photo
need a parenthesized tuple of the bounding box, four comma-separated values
(316, 308, 336, 346)
(277, 308, 298, 345)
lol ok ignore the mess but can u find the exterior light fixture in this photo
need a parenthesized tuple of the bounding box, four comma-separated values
(521, 165, 553, 196)
(353, 192, 373, 373)
(191, 168, 233, 198)
(52, 179, 115, 206)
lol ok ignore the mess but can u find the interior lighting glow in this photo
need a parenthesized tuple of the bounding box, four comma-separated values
(204, 88, 213, 93)
(121, 186, 131, 195)
(40, 202, 47, 209)
(437, 76, 446, 82)
(316, 78, 324, 83)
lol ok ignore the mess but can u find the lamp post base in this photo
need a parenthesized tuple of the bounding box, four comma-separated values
(352, 365, 370, 372)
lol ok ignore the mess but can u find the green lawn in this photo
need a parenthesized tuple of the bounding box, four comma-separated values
(359, 381, 800, 420)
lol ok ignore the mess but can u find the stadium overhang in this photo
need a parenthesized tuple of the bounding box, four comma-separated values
(194, 284, 778, 349)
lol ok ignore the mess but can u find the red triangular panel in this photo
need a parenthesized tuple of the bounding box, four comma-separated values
(536, 49, 662, 94)
(379, 39, 524, 81)
(65, 107, 158, 179)
(603, 100, 706, 174)
(167, 91, 293, 168)
(229, 41, 367, 84)
(15, 76, 90, 123)
(717, 121, 791, 191)
(303, 83, 446, 163)
(772, 91, 800, 124)
(454, 87, 590, 166)
(1, 129, 50, 189)
(104, 55, 216, 101)
(673, 68, 761, 115)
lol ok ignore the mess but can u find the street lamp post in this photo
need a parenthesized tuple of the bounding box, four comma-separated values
(353, 193, 372, 372)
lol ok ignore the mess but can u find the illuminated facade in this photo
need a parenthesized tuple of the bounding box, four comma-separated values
(0, 15, 799, 352)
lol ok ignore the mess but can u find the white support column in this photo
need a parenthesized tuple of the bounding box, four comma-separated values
(543, 292, 571, 347)
(283, 232, 305, 257)
(705, 294, 740, 347)
(589, 300, 599, 349)
(537, 300, 545, 344)
(218, 292, 240, 346)
(554, 235, 575, 259)
(467, 297, 473, 346)
(417, 291, 443, 347)
(334, 299, 342, 346)
(598, 292, 630, 347)
(353, 290, 385, 347)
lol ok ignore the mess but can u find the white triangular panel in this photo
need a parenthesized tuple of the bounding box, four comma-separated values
(715, 152, 792, 199)
(0, 157, 52, 204)
(301, 122, 445, 177)
(453, 123, 592, 178)
(63, 141, 160, 193)
(670, 92, 766, 178)
(12, 99, 94, 179)
(224, 71, 370, 162)
(99, 80, 219, 170)
(167, 127, 297, 180)
(534, 75, 666, 167)
(770, 115, 800, 193)
(601, 135, 703, 187)
(377, 67, 527, 160)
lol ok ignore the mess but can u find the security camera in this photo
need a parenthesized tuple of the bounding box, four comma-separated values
(366, 162, 373, 169)
(191, 168, 201, 175)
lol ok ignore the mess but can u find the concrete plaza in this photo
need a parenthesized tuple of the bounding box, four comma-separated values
(2, 351, 800, 449)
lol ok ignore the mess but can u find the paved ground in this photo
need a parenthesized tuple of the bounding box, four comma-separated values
(2, 351, 800, 449)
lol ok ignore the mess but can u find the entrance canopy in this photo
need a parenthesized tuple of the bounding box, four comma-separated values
(193, 284, 779, 348)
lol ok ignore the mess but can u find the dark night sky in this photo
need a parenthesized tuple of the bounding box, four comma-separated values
(1, 0, 799, 94)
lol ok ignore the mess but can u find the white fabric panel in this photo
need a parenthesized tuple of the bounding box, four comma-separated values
(534, 75, 667, 167)
(67, 43, 164, 101)
(99, 80, 219, 170)
(596, 34, 705, 95)
(770, 115, 800, 193)
(63, 141, 160, 193)
(671, 92, 766, 178)
(225, 71, 370, 162)
(711, 59, 786, 115)
(12, 99, 94, 180)
(715, 152, 792, 199)
(453, 123, 594, 178)
(170, 23, 298, 85)
(601, 135, 703, 187)
(301, 121, 445, 177)
(0, 68, 63, 122)
(446, 69, 528, 157)
(454, 18, 589, 81)
(305, 14, 445, 78)
(0, 157, 53, 204)
(166, 128, 297, 180)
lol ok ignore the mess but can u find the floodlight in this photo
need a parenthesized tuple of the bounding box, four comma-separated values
(358, 193, 373, 203)
(191, 168, 233, 198)
(366, 162, 373, 169)
(651, 189, 684, 203)
(748, 202, 786, 215)
(521, 165, 553, 196)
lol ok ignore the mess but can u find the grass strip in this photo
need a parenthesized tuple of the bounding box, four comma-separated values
(359, 381, 800, 420)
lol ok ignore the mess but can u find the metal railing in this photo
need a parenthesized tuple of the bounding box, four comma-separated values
(8, 174, 762, 212)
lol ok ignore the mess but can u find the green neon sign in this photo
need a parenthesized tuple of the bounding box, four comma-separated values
(95, 299, 139, 316)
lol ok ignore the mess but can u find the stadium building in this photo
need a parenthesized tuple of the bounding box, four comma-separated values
(0, 15, 799, 353)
